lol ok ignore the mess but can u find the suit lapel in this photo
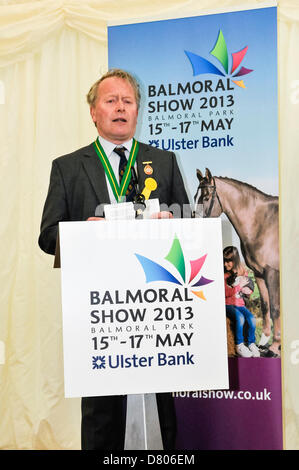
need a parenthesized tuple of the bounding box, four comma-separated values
(81, 142, 110, 204)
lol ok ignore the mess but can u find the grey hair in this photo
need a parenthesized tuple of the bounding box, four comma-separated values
(87, 68, 141, 109)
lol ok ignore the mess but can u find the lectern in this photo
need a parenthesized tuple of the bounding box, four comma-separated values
(57, 218, 228, 449)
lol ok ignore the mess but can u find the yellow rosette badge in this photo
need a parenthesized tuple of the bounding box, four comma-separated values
(142, 177, 157, 200)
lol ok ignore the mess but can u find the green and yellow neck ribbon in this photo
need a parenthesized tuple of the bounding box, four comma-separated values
(93, 138, 139, 202)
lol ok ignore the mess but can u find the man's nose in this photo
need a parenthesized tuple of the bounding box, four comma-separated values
(116, 99, 125, 111)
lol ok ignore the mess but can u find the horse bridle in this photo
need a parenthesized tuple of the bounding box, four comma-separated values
(198, 177, 223, 217)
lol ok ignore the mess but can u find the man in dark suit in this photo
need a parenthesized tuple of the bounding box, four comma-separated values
(39, 69, 190, 450)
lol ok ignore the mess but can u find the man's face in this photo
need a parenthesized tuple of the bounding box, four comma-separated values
(90, 77, 139, 144)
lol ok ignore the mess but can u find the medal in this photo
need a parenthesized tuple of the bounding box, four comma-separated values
(143, 161, 153, 175)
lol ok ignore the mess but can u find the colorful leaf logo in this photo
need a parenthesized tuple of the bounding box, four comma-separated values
(135, 235, 213, 300)
(185, 29, 253, 88)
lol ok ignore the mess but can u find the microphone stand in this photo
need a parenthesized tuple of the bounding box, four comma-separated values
(131, 167, 146, 218)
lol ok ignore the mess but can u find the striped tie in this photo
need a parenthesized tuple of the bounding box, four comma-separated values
(114, 146, 136, 202)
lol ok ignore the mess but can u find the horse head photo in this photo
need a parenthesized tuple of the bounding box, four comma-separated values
(194, 168, 280, 356)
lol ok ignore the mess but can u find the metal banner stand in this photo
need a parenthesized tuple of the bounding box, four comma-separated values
(124, 393, 163, 450)
(106, 202, 164, 450)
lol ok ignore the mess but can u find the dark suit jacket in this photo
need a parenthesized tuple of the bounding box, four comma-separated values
(38, 141, 190, 255)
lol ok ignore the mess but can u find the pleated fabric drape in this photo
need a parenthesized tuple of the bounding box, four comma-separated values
(0, 0, 298, 449)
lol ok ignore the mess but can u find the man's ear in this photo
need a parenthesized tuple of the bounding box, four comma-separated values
(90, 107, 97, 127)
(90, 106, 96, 124)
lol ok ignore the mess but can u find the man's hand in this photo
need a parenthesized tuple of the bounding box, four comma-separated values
(87, 217, 105, 221)
(150, 211, 173, 219)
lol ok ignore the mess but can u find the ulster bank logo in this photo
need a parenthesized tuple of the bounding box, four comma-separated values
(135, 235, 213, 300)
(185, 29, 253, 89)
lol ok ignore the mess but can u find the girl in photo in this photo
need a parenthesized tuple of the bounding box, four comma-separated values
(223, 246, 260, 358)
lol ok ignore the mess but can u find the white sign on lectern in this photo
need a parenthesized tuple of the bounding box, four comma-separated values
(59, 218, 228, 398)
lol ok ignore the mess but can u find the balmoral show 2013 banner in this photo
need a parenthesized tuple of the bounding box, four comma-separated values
(108, 3, 282, 450)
